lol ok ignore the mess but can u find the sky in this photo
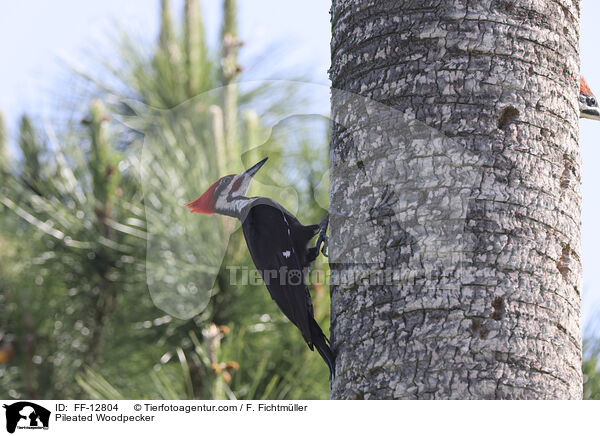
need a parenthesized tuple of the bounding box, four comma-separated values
(1, 1, 600, 325)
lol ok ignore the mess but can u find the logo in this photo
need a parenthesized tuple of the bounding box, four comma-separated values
(2, 402, 50, 434)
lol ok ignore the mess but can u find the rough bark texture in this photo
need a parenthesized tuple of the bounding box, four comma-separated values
(329, 0, 582, 399)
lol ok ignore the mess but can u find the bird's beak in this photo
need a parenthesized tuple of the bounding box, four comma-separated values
(242, 157, 268, 179)
(581, 109, 600, 121)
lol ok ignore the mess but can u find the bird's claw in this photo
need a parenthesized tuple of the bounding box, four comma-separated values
(318, 234, 329, 257)
(316, 213, 329, 257)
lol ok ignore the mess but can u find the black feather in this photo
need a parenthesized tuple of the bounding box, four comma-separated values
(240, 201, 335, 377)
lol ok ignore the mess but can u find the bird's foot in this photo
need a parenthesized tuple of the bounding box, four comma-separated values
(317, 234, 328, 257)
(316, 213, 329, 257)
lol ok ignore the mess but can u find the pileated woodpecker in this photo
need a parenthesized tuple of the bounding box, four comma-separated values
(580, 76, 600, 120)
(186, 158, 335, 377)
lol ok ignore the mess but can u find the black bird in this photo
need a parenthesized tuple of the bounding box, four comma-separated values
(185, 158, 334, 377)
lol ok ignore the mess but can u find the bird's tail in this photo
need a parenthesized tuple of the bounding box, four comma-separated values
(310, 318, 336, 379)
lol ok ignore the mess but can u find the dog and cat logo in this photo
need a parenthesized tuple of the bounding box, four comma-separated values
(2, 402, 50, 433)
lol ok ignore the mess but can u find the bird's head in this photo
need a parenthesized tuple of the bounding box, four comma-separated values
(580, 76, 600, 121)
(185, 157, 268, 216)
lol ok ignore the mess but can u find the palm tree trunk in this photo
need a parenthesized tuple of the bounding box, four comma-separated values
(329, 0, 582, 399)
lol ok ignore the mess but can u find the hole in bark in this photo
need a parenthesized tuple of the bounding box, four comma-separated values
(563, 26, 568, 35)
(350, 391, 364, 400)
(497, 106, 519, 130)
(491, 296, 505, 320)
(503, 1, 515, 12)
(357, 160, 364, 170)
(556, 323, 567, 334)
(557, 244, 572, 280)
(560, 153, 574, 189)
(536, 100, 542, 111)
(470, 319, 489, 339)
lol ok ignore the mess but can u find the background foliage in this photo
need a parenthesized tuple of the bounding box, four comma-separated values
(0, 0, 330, 400)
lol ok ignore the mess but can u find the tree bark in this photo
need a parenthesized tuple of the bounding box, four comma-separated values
(329, 0, 582, 399)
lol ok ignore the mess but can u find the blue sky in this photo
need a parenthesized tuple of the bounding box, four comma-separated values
(1, 1, 600, 325)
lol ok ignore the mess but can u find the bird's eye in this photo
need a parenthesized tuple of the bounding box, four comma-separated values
(589, 97, 597, 106)
(216, 177, 230, 194)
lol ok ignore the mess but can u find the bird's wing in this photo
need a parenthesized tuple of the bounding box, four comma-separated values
(241, 203, 314, 346)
